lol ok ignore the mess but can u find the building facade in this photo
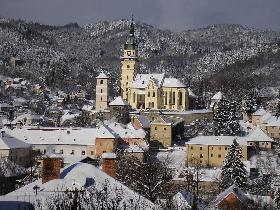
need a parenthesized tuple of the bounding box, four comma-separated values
(120, 20, 189, 110)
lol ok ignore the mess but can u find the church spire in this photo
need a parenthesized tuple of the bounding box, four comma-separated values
(124, 15, 137, 50)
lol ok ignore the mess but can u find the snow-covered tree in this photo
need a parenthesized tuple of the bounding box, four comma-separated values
(213, 99, 240, 136)
(116, 146, 173, 203)
(220, 139, 248, 191)
(274, 100, 280, 119)
(242, 94, 258, 119)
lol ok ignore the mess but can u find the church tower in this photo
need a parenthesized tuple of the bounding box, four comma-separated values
(96, 72, 109, 110)
(120, 17, 138, 100)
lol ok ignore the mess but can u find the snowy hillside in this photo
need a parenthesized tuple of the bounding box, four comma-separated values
(1, 17, 280, 97)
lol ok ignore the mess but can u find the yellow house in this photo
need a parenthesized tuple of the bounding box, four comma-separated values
(186, 136, 248, 167)
(150, 116, 184, 148)
(246, 127, 274, 149)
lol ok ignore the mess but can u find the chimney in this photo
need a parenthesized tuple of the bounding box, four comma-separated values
(41, 157, 61, 184)
(101, 153, 117, 178)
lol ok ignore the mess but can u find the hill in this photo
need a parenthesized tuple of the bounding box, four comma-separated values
(1, 16, 280, 98)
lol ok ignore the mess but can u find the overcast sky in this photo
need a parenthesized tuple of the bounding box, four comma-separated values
(1, 0, 280, 31)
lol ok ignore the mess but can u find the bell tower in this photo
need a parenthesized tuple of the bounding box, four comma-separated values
(120, 16, 138, 100)
(96, 72, 109, 110)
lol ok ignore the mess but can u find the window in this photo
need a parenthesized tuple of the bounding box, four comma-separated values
(91, 151, 94, 155)
(100, 80, 103, 84)
(200, 154, 203, 158)
(148, 92, 150, 97)
(190, 146, 193, 150)
(218, 154, 221, 158)
(82, 151, 85, 155)
(153, 91, 155, 97)
(200, 147, 202, 150)
(133, 92, 136, 103)
(127, 51, 131, 56)
(60, 149, 63, 154)
(43, 149, 46, 154)
(225, 147, 227, 150)
(155, 127, 157, 130)
(211, 147, 214, 150)
(172, 92, 176, 104)
(71, 150, 75, 155)
(127, 65, 130, 68)
(101, 89, 103, 93)
(211, 154, 213, 157)
(164, 127, 166, 131)
(178, 91, 183, 105)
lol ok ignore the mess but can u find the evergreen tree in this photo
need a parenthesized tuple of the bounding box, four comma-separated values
(220, 139, 248, 191)
(213, 99, 240, 136)
(274, 100, 280, 119)
(242, 93, 258, 120)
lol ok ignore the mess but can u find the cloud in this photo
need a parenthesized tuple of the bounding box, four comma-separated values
(0, 0, 280, 31)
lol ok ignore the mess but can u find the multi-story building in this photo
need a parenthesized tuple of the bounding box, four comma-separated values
(120, 19, 189, 110)
(186, 136, 248, 167)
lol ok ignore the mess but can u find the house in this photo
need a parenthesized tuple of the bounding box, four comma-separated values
(131, 115, 151, 131)
(251, 108, 267, 126)
(0, 162, 159, 210)
(3, 127, 96, 162)
(210, 91, 223, 112)
(0, 132, 31, 167)
(246, 127, 274, 149)
(150, 115, 184, 148)
(186, 136, 248, 167)
(212, 184, 253, 210)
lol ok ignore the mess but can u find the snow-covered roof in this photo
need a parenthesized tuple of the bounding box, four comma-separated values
(247, 128, 274, 142)
(106, 122, 146, 139)
(132, 115, 150, 128)
(186, 136, 247, 146)
(2, 162, 158, 209)
(172, 190, 193, 210)
(266, 116, 280, 126)
(188, 88, 197, 98)
(11, 114, 43, 124)
(252, 108, 267, 116)
(101, 152, 116, 159)
(96, 72, 109, 79)
(4, 127, 97, 146)
(82, 104, 93, 111)
(130, 73, 165, 89)
(109, 96, 129, 106)
(213, 184, 251, 207)
(162, 78, 186, 88)
(0, 133, 31, 149)
(211, 91, 223, 100)
(162, 109, 212, 115)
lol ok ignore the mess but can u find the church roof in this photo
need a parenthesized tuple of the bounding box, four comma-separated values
(162, 78, 186, 88)
(96, 72, 109, 79)
(109, 96, 129, 106)
(130, 73, 165, 89)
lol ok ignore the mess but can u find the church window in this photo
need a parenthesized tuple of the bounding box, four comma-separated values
(100, 80, 103, 84)
(153, 91, 155, 97)
(101, 96, 103, 101)
(133, 92, 136, 103)
(178, 91, 183, 105)
(101, 89, 103, 93)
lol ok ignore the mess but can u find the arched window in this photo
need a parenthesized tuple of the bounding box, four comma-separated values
(153, 91, 155, 97)
(148, 92, 150, 97)
(101, 96, 103, 101)
(101, 89, 103, 93)
(133, 92, 136, 103)
(178, 91, 183, 105)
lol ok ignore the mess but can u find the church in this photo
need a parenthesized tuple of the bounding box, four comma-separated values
(120, 20, 189, 110)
